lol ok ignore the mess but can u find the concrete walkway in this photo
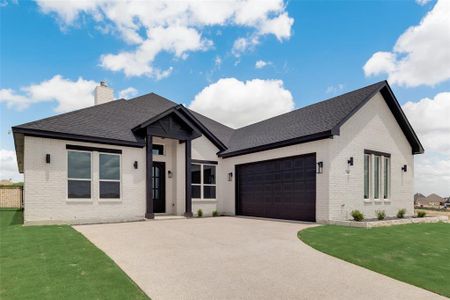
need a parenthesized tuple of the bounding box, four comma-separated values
(74, 217, 444, 300)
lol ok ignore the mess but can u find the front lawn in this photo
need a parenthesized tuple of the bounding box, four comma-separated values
(0, 209, 148, 300)
(298, 223, 450, 297)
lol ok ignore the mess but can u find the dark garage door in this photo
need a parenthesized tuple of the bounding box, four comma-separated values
(236, 153, 316, 222)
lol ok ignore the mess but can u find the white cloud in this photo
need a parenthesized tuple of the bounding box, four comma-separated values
(325, 84, 344, 95)
(402, 92, 450, 196)
(36, 0, 294, 78)
(416, 0, 432, 5)
(402, 92, 450, 154)
(232, 36, 260, 57)
(255, 60, 269, 69)
(364, 0, 450, 87)
(118, 87, 138, 99)
(0, 149, 23, 182)
(189, 78, 294, 128)
(0, 75, 97, 113)
(214, 56, 222, 67)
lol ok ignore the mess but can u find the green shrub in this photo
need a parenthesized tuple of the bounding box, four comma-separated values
(351, 210, 364, 221)
(212, 210, 219, 217)
(197, 209, 203, 217)
(397, 208, 406, 218)
(417, 211, 427, 218)
(375, 210, 386, 220)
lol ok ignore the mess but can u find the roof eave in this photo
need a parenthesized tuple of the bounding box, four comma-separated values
(12, 127, 145, 148)
(219, 130, 333, 158)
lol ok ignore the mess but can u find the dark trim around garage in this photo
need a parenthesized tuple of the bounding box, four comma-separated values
(219, 131, 332, 158)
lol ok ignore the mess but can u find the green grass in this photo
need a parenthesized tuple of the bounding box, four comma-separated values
(0, 210, 148, 300)
(298, 223, 450, 297)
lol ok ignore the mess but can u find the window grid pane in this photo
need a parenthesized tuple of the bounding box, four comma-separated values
(99, 154, 120, 180)
(364, 154, 370, 199)
(374, 156, 380, 199)
(384, 157, 390, 199)
(68, 151, 91, 179)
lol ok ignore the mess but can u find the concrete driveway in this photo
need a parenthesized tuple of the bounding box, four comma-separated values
(74, 217, 443, 300)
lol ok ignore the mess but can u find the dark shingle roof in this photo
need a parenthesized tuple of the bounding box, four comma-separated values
(13, 92, 234, 147)
(13, 80, 423, 157)
(221, 81, 386, 155)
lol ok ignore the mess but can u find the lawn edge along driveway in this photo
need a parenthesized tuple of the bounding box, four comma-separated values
(0, 209, 149, 300)
(298, 223, 450, 298)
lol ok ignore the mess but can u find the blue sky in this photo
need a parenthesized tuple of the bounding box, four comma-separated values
(1, 0, 449, 195)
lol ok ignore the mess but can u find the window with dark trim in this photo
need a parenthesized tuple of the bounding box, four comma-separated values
(364, 150, 391, 200)
(68, 150, 91, 198)
(152, 144, 164, 155)
(99, 153, 121, 198)
(191, 164, 216, 199)
(364, 154, 370, 199)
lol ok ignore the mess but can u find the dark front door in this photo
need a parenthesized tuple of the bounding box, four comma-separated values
(152, 161, 166, 213)
(236, 153, 316, 222)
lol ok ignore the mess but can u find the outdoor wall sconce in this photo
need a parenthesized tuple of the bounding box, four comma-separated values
(168, 170, 173, 178)
(228, 172, 233, 181)
(45, 154, 51, 164)
(317, 161, 323, 174)
(133, 161, 138, 169)
(347, 157, 354, 166)
(402, 164, 407, 172)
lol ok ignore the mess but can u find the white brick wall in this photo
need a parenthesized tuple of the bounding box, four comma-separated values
(24, 136, 146, 224)
(327, 92, 414, 220)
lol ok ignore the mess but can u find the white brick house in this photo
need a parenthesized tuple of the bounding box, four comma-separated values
(12, 81, 423, 224)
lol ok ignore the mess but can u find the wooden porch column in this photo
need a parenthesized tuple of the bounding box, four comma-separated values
(145, 133, 154, 219)
(184, 139, 193, 217)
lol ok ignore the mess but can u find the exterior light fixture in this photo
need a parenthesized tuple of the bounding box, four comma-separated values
(401, 165, 407, 172)
(228, 172, 233, 181)
(45, 154, 51, 164)
(133, 161, 138, 169)
(317, 161, 323, 174)
(347, 157, 353, 166)
(168, 170, 173, 178)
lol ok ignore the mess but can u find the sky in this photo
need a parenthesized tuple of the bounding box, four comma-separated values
(1, 0, 449, 196)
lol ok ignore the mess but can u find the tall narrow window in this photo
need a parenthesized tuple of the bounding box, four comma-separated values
(373, 155, 381, 199)
(191, 164, 201, 199)
(384, 157, 390, 199)
(364, 154, 370, 199)
(99, 153, 121, 198)
(68, 151, 91, 198)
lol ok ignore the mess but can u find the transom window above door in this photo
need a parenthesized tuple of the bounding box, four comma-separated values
(152, 144, 164, 155)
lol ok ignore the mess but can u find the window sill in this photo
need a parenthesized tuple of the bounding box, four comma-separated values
(66, 199, 93, 204)
(374, 199, 383, 204)
(99, 199, 122, 203)
(363, 199, 372, 204)
(383, 199, 391, 204)
(192, 199, 217, 203)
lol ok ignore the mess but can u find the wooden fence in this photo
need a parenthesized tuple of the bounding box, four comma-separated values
(0, 187, 23, 208)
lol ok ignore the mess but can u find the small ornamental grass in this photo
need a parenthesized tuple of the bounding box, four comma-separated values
(351, 210, 364, 221)
(375, 210, 386, 220)
(212, 210, 219, 217)
(397, 208, 406, 218)
(417, 211, 427, 218)
(197, 209, 203, 217)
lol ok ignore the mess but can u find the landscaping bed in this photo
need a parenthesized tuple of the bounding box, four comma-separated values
(0, 209, 148, 300)
(326, 215, 448, 228)
(298, 223, 450, 297)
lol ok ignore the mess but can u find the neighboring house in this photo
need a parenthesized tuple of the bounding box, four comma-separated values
(414, 193, 426, 206)
(0, 179, 14, 186)
(416, 193, 444, 208)
(12, 81, 424, 225)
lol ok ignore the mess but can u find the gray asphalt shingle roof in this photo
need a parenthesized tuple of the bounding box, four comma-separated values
(15, 81, 421, 156)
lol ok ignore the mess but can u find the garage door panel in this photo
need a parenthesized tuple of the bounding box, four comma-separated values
(236, 153, 316, 222)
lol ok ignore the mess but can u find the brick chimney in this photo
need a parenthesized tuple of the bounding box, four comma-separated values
(94, 81, 114, 105)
